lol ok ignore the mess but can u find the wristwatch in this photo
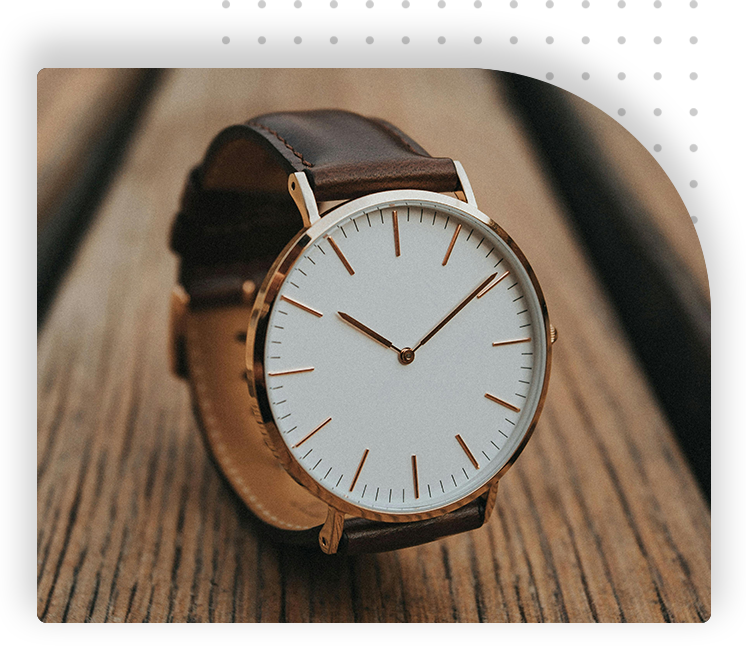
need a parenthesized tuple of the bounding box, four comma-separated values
(169, 110, 555, 555)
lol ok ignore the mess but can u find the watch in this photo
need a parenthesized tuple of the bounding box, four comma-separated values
(169, 110, 555, 555)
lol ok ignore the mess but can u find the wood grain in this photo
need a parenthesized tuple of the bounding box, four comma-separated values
(500, 76, 710, 497)
(37, 68, 145, 233)
(37, 68, 160, 324)
(37, 69, 710, 622)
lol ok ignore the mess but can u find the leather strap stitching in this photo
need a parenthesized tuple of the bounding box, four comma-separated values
(187, 320, 308, 531)
(247, 119, 314, 168)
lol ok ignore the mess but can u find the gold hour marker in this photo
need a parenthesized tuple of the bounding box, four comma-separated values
(442, 223, 462, 266)
(292, 417, 332, 448)
(327, 236, 355, 275)
(484, 393, 521, 413)
(267, 367, 315, 377)
(476, 270, 510, 299)
(349, 448, 370, 492)
(492, 337, 531, 347)
(455, 434, 480, 470)
(392, 210, 401, 257)
(281, 295, 323, 317)
(411, 455, 420, 499)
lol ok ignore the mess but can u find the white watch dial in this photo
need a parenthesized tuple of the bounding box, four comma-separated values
(261, 197, 548, 515)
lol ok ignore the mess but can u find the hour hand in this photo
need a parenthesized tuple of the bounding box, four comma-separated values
(338, 312, 402, 353)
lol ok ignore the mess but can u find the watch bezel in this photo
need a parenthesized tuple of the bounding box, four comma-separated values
(246, 189, 552, 523)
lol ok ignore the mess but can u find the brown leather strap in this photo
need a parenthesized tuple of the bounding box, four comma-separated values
(241, 110, 458, 200)
(340, 498, 485, 554)
(172, 110, 485, 553)
(202, 109, 459, 200)
(171, 110, 459, 294)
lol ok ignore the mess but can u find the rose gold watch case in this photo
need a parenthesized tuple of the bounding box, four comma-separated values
(245, 189, 553, 524)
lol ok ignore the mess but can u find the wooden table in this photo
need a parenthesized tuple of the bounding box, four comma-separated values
(37, 69, 710, 622)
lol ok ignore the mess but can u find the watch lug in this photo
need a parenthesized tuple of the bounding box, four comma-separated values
(453, 160, 478, 208)
(168, 285, 190, 379)
(482, 481, 499, 524)
(288, 172, 320, 227)
(319, 506, 345, 554)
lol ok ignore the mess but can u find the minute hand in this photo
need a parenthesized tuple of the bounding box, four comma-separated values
(413, 273, 497, 352)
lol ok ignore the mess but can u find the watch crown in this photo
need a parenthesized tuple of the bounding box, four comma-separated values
(550, 324, 558, 345)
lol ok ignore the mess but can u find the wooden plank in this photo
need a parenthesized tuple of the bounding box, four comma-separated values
(37, 68, 160, 324)
(499, 75, 710, 498)
(37, 68, 144, 232)
(37, 69, 710, 622)
(567, 94, 709, 299)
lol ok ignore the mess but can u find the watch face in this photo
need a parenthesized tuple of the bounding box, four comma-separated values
(251, 192, 550, 519)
